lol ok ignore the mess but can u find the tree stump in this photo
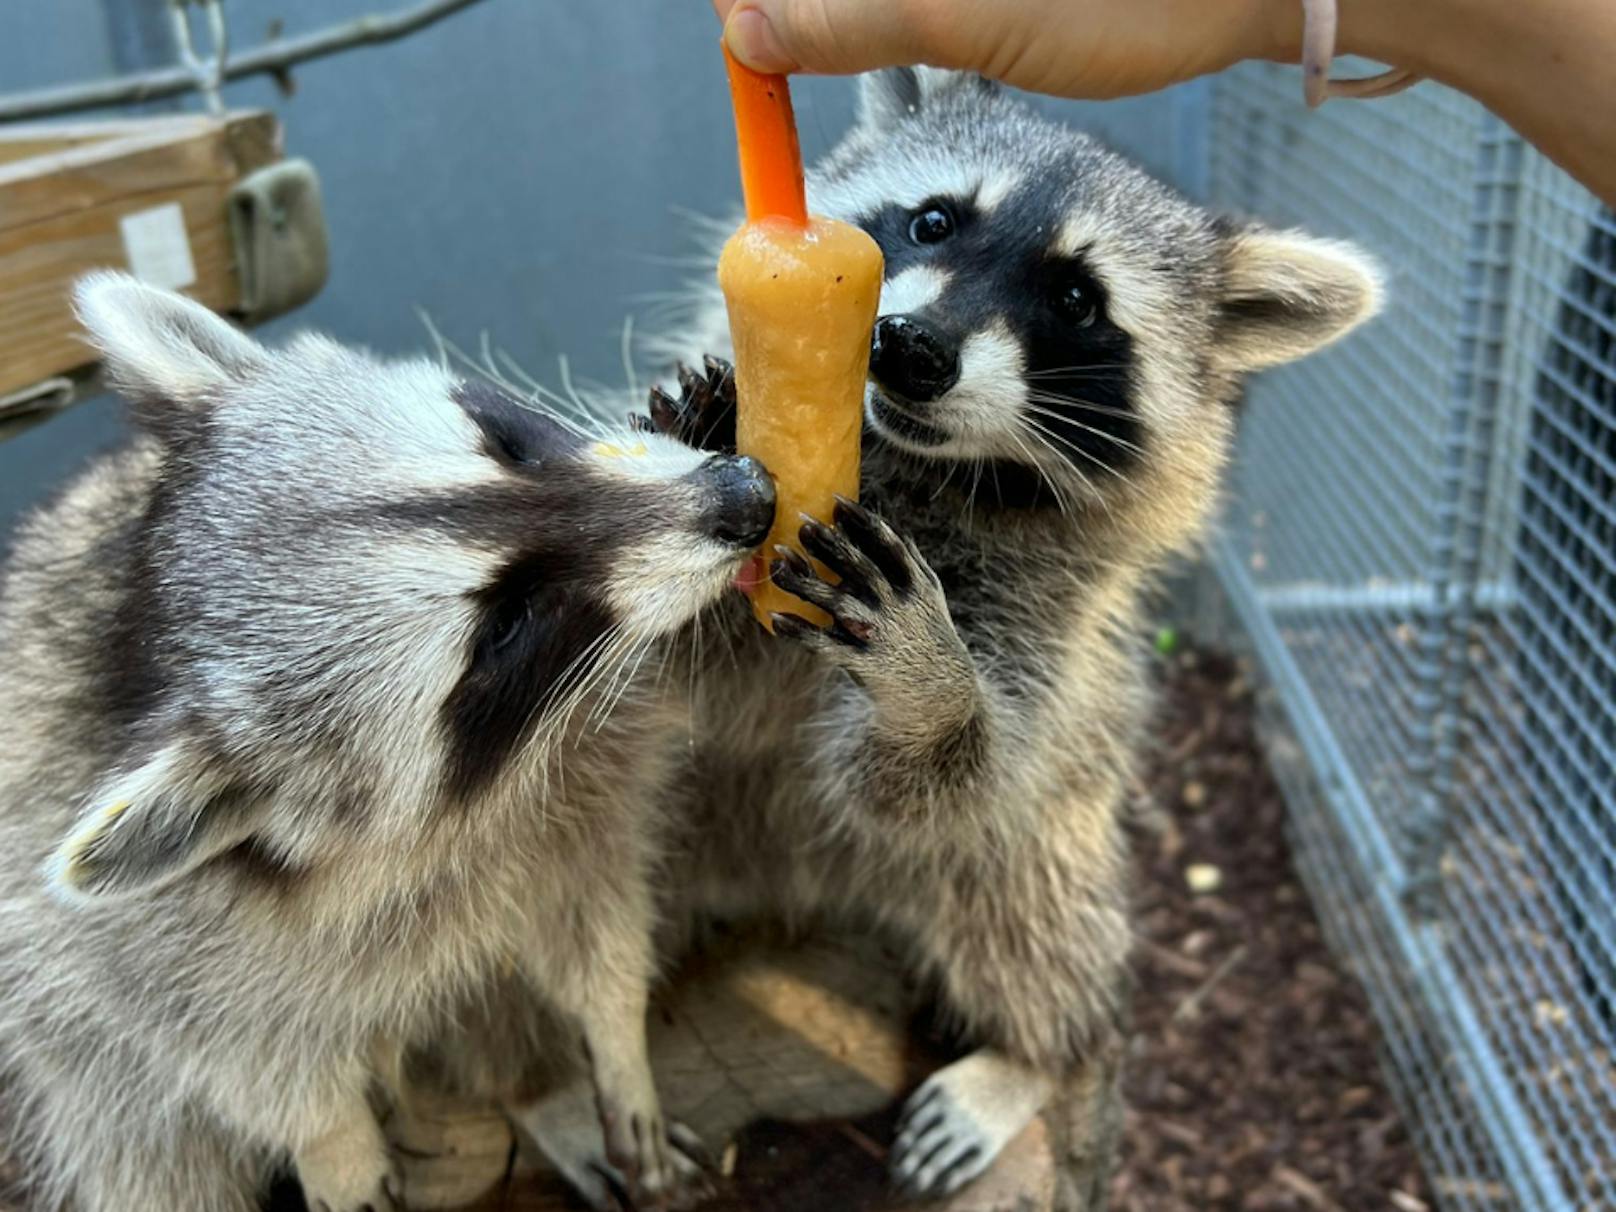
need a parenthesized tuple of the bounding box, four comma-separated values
(0, 930, 1119, 1211)
(387, 930, 1121, 1212)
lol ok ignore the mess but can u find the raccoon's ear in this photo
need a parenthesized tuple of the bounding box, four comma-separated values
(857, 67, 999, 127)
(74, 271, 268, 405)
(46, 740, 269, 902)
(1211, 227, 1384, 373)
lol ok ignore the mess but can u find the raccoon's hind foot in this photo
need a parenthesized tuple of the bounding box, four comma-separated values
(890, 1050, 1056, 1200)
(295, 1112, 403, 1212)
(513, 1077, 712, 1211)
(636, 355, 738, 453)
(600, 1097, 713, 1210)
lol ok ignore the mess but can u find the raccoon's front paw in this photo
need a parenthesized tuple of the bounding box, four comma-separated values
(296, 1120, 403, 1212)
(633, 355, 737, 453)
(769, 498, 970, 701)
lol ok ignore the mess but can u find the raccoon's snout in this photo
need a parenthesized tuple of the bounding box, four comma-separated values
(698, 454, 776, 548)
(871, 315, 960, 403)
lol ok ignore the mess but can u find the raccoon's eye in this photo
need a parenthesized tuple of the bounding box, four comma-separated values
(908, 205, 955, 245)
(485, 597, 532, 655)
(1054, 278, 1100, 328)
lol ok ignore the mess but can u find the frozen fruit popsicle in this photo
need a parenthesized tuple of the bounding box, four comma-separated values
(718, 45, 883, 629)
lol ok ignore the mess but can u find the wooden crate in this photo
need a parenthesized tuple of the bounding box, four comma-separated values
(0, 111, 281, 400)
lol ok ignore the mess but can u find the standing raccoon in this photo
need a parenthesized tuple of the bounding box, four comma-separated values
(0, 276, 770, 1211)
(643, 69, 1382, 1199)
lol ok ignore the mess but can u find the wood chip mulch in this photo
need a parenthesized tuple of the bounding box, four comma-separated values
(1113, 645, 1433, 1211)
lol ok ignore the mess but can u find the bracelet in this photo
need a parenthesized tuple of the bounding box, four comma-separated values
(1300, 0, 1421, 108)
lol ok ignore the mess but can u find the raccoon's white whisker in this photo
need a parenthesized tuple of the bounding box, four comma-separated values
(551, 626, 620, 703)
(960, 456, 986, 530)
(621, 315, 640, 404)
(597, 627, 659, 730)
(1022, 396, 1135, 423)
(569, 629, 633, 724)
(592, 632, 658, 732)
(425, 325, 603, 443)
(1019, 403, 1145, 456)
(489, 346, 546, 395)
(416, 307, 452, 372)
(1021, 418, 1135, 498)
(1023, 363, 1130, 378)
(668, 202, 739, 238)
(557, 355, 586, 415)
(1022, 394, 1138, 424)
(522, 381, 604, 437)
(1017, 419, 1114, 517)
(1001, 428, 1074, 517)
(1022, 416, 1132, 476)
(627, 290, 696, 308)
(493, 352, 605, 437)
(478, 330, 501, 383)
(541, 625, 627, 750)
(928, 458, 962, 503)
(870, 392, 929, 426)
(687, 609, 704, 721)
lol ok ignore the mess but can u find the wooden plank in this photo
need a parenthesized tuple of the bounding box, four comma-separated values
(0, 112, 280, 398)
(0, 112, 278, 230)
(0, 116, 214, 144)
(0, 116, 214, 169)
(0, 185, 241, 396)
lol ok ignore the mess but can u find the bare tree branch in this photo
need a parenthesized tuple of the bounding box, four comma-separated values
(0, 0, 492, 123)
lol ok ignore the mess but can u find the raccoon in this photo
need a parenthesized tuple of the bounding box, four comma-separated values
(640, 69, 1382, 1199)
(0, 275, 771, 1212)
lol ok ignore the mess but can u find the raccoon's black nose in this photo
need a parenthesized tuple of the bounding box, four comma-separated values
(871, 314, 960, 403)
(700, 454, 776, 548)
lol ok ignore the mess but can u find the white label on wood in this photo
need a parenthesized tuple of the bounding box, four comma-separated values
(119, 203, 196, 291)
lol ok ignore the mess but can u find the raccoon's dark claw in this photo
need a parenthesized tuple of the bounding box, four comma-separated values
(647, 385, 682, 436)
(769, 610, 821, 643)
(770, 501, 962, 697)
(800, 504, 924, 609)
(831, 496, 915, 596)
(644, 355, 738, 453)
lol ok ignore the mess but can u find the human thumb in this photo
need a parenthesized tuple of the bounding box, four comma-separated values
(717, 0, 935, 76)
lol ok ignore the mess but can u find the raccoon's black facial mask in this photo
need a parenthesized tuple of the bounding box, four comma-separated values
(856, 191, 1143, 482)
(425, 382, 652, 800)
(433, 384, 774, 801)
(441, 555, 615, 803)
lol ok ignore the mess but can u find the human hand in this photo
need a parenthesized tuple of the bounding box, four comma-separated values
(712, 0, 1302, 100)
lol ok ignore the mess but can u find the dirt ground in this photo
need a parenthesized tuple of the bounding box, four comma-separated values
(1112, 645, 1433, 1211)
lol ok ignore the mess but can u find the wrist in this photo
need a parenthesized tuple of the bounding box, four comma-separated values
(1336, 0, 1446, 76)
(1248, 0, 1461, 77)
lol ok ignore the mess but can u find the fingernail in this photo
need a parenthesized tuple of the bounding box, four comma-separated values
(724, 5, 798, 74)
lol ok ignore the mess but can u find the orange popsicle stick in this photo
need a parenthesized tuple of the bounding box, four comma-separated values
(722, 42, 808, 227)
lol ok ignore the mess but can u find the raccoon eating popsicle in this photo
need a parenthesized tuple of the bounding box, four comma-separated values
(718, 44, 883, 628)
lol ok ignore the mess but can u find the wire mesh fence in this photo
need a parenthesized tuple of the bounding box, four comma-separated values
(1167, 60, 1616, 1212)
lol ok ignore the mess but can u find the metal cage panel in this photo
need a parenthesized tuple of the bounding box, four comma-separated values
(1173, 61, 1616, 1211)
